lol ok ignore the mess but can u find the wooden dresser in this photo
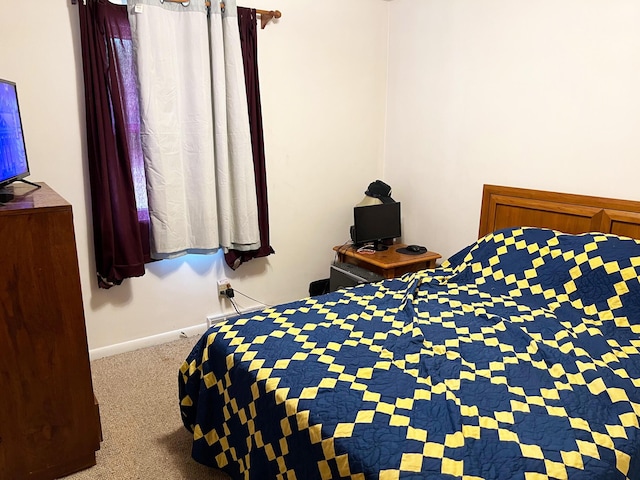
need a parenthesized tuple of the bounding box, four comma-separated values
(0, 183, 101, 479)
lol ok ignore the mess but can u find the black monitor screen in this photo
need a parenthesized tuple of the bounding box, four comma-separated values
(0, 78, 29, 188)
(353, 202, 401, 246)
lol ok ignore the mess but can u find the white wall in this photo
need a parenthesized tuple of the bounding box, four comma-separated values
(0, 0, 389, 355)
(10, 1, 637, 356)
(385, 0, 640, 260)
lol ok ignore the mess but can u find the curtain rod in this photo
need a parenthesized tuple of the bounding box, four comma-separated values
(72, 0, 282, 29)
(166, 0, 282, 29)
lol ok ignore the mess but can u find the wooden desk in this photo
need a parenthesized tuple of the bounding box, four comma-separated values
(333, 243, 441, 279)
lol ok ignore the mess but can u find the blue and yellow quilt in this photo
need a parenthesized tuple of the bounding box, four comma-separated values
(179, 227, 640, 479)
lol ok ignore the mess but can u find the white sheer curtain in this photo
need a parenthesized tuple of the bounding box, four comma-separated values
(127, 0, 260, 259)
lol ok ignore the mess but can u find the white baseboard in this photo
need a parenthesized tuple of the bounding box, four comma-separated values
(88, 306, 264, 361)
(88, 323, 209, 361)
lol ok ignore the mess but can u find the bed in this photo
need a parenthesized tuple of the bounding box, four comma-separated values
(179, 185, 640, 479)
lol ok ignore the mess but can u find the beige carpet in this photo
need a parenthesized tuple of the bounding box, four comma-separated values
(62, 336, 230, 480)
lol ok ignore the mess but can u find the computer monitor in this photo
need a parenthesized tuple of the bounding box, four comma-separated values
(352, 202, 401, 250)
(0, 78, 30, 201)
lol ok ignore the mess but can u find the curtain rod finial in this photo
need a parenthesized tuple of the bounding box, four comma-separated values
(259, 10, 281, 29)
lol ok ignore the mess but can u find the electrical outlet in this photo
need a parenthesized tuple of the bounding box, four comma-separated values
(218, 278, 232, 296)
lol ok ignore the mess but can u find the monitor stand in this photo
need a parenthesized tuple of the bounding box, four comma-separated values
(373, 241, 388, 251)
(18, 178, 42, 189)
(0, 180, 42, 204)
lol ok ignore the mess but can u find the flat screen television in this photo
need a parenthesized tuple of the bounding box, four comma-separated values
(0, 78, 31, 202)
(352, 202, 401, 250)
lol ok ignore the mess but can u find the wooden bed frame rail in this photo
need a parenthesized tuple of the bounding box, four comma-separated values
(478, 185, 640, 240)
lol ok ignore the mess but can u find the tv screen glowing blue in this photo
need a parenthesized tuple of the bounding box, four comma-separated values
(0, 78, 29, 187)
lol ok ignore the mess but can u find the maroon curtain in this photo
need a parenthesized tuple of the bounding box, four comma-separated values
(225, 7, 275, 269)
(79, 2, 270, 284)
(78, 0, 150, 288)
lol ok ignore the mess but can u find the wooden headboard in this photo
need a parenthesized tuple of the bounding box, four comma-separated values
(478, 185, 640, 240)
